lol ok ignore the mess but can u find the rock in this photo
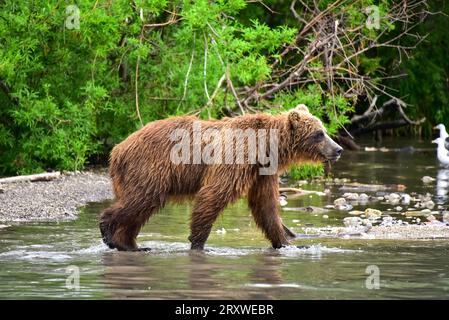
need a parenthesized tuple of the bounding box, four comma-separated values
(349, 210, 364, 215)
(282, 206, 329, 213)
(381, 216, 395, 226)
(426, 215, 436, 222)
(342, 193, 359, 200)
(279, 194, 288, 206)
(365, 208, 382, 219)
(420, 209, 431, 214)
(343, 217, 363, 228)
(424, 200, 435, 210)
(359, 193, 369, 201)
(334, 198, 346, 206)
(422, 176, 436, 184)
(443, 212, 449, 223)
(401, 194, 411, 205)
(395, 206, 403, 211)
(323, 215, 329, 219)
(405, 211, 425, 217)
(336, 204, 353, 211)
(420, 193, 432, 202)
(386, 193, 401, 204)
(0, 188, 4, 194)
(414, 202, 424, 209)
(216, 227, 227, 234)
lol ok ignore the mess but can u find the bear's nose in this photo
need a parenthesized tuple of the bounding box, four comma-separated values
(335, 147, 343, 156)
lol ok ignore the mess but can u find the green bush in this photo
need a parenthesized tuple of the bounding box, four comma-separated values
(288, 163, 325, 181)
(0, 0, 427, 175)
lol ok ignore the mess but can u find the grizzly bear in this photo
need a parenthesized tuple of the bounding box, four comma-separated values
(100, 104, 342, 251)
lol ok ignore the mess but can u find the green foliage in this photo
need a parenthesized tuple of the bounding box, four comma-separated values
(274, 85, 353, 135)
(0, 0, 439, 175)
(288, 163, 325, 181)
(383, 0, 449, 135)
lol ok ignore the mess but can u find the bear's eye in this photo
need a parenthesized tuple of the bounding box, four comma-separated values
(313, 131, 325, 142)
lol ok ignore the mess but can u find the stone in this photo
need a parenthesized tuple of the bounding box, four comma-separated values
(424, 200, 435, 210)
(365, 208, 382, 219)
(343, 217, 363, 228)
(358, 193, 369, 201)
(334, 198, 346, 206)
(422, 176, 436, 184)
(342, 193, 359, 200)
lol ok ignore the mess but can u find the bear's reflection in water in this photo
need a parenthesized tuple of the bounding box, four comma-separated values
(100, 250, 287, 299)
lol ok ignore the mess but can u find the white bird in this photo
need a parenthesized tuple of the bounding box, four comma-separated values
(434, 124, 449, 150)
(432, 137, 449, 166)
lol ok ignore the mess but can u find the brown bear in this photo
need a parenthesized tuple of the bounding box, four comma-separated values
(99, 104, 342, 251)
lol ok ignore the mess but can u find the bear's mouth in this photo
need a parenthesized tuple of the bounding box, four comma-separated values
(326, 155, 341, 162)
(320, 153, 341, 162)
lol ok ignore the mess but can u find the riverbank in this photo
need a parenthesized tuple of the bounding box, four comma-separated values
(0, 171, 114, 222)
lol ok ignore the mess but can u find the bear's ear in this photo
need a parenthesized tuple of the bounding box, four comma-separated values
(294, 104, 309, 113)
(288, 110, 301, 129)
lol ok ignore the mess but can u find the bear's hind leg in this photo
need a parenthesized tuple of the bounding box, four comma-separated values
(100, 198, 165, 251)
(100, 202, 123, 249)
(248, 175, 291, 249)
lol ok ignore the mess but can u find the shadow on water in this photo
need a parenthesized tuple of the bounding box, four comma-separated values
(1, 137, 449, 299)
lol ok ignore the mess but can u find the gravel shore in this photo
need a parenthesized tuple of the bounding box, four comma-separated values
(0, 171, 114, 222)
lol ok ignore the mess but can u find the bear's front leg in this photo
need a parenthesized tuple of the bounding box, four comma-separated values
(248, 175, 291, 249)
(189, 182, 240, 250)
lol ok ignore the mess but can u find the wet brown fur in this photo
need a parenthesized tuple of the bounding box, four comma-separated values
(100, 107, 333, 251)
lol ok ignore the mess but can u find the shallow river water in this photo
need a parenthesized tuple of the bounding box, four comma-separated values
(1, 138, 449, 299)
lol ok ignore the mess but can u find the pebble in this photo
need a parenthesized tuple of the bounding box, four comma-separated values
(365, 208, 382, 219)
(401, 194, 411, 205)
(216, 228, 227, 234)
(359, 193, 369, 201)
(342, 193, 359, 200)
(422, 176, 436, 184)
(279, 195, 288, 206)
(322, 215, 329, 219)
(386, 193, 401, 204)
(0, 171, 113, 222)
(424, 200, 435, 209)
(405, 211, 424, 217)
(395, 206, 403, 211)
(349, 210, 364, 215)
(343, 217, 362, 228)
(334, 198, 347, 206)
(443, 212, 449, 223)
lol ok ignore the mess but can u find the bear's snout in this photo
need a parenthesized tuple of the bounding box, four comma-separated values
(322, 134, 343, 161)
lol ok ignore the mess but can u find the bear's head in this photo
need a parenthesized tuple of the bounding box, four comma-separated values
(287, 104, 343, 163)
